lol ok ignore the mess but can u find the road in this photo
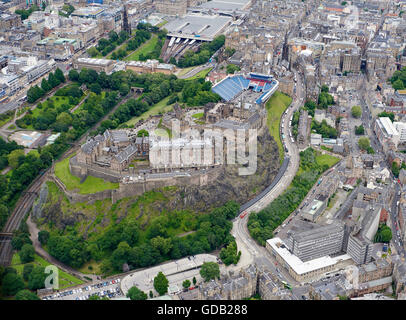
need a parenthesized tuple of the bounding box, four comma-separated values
(389, 182, 405, 257)
(229, 69, 305, 285)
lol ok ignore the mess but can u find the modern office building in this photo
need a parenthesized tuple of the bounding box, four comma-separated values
(285, 221, 345, 262)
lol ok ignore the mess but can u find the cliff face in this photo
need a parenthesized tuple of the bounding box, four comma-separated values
(37, 129, 280, 231)
(166, 129, 280, 211)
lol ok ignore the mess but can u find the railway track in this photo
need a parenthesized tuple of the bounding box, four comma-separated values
(0, 173, 48, 266)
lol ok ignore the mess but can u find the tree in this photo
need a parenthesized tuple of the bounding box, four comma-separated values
(54, 68, 66, 84)
(89, 83, 102, 95)
(200, 262, 220, 282)
(182, 279, 191, 289)
(7, 149, 24, 169)
(19, 244, 35, 263)
(38, 230, 50, 245)
(68, 69, 79, 82)
(219, 241, 241, 266)
(23, 263, 34, 281)
(192, 276, 197, 285)
(358, 137, 370, 151)
(393, 79, 405, 91)
(41, 78, 52, 92)
(28, 266, 47, 290)
(48, 72, 60, 88)
(355, 125, 364, 135)
(1, 273, 25, 296)
(378, 112, 395, 122)
(15, 289, 40, 300)
(374, 224, 392, 243)
(149, 290, 153, 298)
(392, 161, 400, 178)
(126, 286, 148, 300)
(351, 105, 362, 118)
(226, 64, 240, 74)
(153, 272, 169, 296)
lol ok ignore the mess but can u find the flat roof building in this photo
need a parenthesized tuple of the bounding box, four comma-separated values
(285, 221, 345, 262)
(164, 14, 232, 41)
(73, 58, 115, 73)
(266, 237, 352, 283)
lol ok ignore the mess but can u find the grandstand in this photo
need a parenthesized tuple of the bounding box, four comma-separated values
(211, 73, 279, 104)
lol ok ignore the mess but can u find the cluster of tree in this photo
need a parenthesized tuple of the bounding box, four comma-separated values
(177, 35, 225, 68)
(58, 3, 75, 17)
(0, 136, 22, 171)
(98, 72, 219, 130)
(219, 241, 241, 266)
(180, 79, 220, 107)
(378, 111, 395, 122)
(126, 286, 147, 300)
(374, 224, 392, 243)
(27, 68, 66, 103)
(355, 125, 365, 135)
(311, 119, 337, 139)
(248, 148, 334, 245)
(1, 72, 124, 229)
(44, 200, 239, 274)
(0, 264, 46, 298)
(154, 272, 169, 296)
(226, 64, 241, 74)
(317, 85, 335, 109)
(391, 161, 406, 178)
(17, 85, 83, 132)
(351, 105, 362, 118)
(358, 137, 374, 154)
(390, 67, 406, 90)
(137, 30, 167, 62)
(15, 4, 39, 20)
(88, 30, 130, 57)
(200, 262, 220, 282)
(291, 110, 300, 140)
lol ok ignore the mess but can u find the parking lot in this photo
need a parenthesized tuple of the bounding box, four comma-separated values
(41, 278, 123, 300)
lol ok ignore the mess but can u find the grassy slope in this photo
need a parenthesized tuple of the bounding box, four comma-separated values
(265, 91, 292, 164)
(11, 252, 84, 290)
(184, 67, 213, 80)
(124, 35, 158, 61)
(54, 154, 118, 194)
(125, 95, 174, 126)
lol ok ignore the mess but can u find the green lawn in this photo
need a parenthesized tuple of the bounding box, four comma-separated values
(265, 91, 292, 164)
(124, 35, 158, 61)
(315, 153, 340, 168)
(54, 154, 119, 194)
(192, 112, 204, 119)
(125, 95, 174, 126)
(11, 252, 84, 290)
(185, 67, 213, 80)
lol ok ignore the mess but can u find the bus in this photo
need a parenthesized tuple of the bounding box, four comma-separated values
(240, 211, 248, 219)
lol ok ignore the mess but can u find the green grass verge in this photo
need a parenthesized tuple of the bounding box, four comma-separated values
(185, 67, 213, 80)
(177, 66, 196, 77)
(11, 252, 84, 290)
(124, 35, 158, 61)
(54, 154, 119, 194)
(192, 112, 204, 119)
(265, 91, 292, 164)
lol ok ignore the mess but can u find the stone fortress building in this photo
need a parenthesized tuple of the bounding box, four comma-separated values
(67, 72, 279, 201)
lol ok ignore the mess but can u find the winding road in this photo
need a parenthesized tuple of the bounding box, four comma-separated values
(227, 70, 305, 284)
